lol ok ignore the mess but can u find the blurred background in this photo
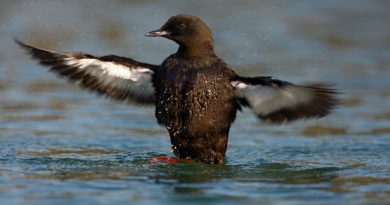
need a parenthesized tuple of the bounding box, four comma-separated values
(1, 1, 390, 205)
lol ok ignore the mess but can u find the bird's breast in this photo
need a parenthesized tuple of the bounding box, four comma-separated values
(155, 63, 236, 134)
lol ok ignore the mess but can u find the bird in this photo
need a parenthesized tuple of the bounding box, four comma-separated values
(16, 14, 338, 164)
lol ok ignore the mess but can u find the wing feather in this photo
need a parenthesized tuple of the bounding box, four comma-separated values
(232, 76, 338, 123)
(16, 40, 157, 104)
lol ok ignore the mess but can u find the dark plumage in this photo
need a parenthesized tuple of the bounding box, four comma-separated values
(16, 14, 338, 164)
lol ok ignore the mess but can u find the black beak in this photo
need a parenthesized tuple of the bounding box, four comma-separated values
(145, 29, 170, 37)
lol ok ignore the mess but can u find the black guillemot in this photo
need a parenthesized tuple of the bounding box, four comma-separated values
(16, 14, 338, 164)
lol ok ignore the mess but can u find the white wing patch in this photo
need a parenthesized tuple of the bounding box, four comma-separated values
(233, 81, 313, 116)
(64, 58, 152, 81)
(61, 57, 155, 103)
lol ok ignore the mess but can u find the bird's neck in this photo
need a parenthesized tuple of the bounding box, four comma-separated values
(176, 42, 216, 59)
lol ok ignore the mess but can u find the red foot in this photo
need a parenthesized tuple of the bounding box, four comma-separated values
(149, 156, 193, 164)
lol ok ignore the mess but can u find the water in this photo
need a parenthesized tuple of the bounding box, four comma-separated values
(1, 0, 390, 204)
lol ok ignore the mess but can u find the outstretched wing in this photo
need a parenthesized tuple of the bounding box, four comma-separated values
(232, 76, 338, 123)
(16, 40, 158, 104)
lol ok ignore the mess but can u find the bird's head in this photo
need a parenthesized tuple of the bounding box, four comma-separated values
(145, 14, 214, 50)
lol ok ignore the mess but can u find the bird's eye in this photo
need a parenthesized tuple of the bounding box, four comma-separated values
(179, 23, 186, 29)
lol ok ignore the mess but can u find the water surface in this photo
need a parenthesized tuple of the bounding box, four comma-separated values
(1, 1, 390, 204)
